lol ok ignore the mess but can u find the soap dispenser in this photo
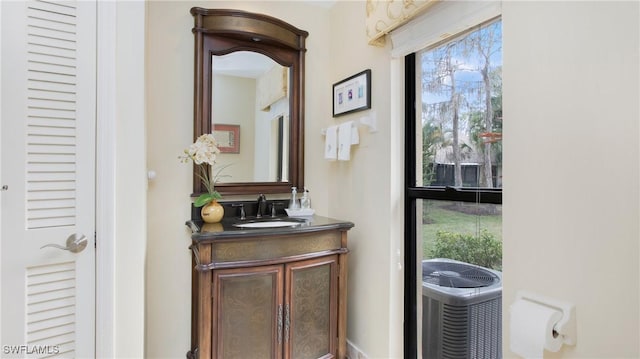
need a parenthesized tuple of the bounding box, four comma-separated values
(300, 188, 311, 209)
(289, 186, 299, 210)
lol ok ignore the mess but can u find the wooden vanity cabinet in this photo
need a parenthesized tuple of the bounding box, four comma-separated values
(190, 228, 349, 359)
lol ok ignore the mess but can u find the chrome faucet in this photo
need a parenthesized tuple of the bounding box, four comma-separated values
(256, 194, 267, 218)
(270, 202, 282, 217)
(231, 203, 246, 220)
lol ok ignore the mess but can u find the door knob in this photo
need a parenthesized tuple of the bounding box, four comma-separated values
(41, 233, 88, 253)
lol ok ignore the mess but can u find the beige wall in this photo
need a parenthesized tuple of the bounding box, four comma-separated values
(113, 1, 147, 357)
(146, 1, 402, 357)
(145, 1, 335, 358)
(145, 2, 193, 356)
(212, 74, 256, 182)
(502, 1, 639, 358)
(145, 1, 640, 358)
(328, 1, 405, 358)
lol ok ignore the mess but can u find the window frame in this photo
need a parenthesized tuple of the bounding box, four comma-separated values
(403, 49, 503, 357)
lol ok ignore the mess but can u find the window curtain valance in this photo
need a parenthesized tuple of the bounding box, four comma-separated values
(366, 0, 438, 46)
(257, 65, 287, 111)
(386, 0, 501, 57)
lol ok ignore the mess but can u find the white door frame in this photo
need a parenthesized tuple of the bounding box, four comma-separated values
(0, 0, 3, 349)
(95, 1, 116, 357)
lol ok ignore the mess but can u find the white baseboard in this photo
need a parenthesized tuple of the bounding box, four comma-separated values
(346, 340, 369, 359)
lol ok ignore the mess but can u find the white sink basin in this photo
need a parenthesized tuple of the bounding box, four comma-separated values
(233, 221, 302, 229)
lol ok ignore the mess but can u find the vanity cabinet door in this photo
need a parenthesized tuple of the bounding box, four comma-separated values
(212, 264, 284, 359)
(285, 255, 338, 359)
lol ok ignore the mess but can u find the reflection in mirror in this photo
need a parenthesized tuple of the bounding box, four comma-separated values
(272, 115, 289, 182)
(211, 51, 290, 183)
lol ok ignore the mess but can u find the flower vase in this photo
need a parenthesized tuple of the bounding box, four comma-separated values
(201, 200, 224, 223)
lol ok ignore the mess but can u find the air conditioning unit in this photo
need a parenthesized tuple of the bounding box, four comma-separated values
(422, 258, 502, 359)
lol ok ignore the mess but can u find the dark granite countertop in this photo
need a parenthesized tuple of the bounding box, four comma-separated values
(187, 215, 354, 242)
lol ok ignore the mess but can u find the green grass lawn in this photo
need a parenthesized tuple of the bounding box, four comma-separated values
(421, 201, 502, 259)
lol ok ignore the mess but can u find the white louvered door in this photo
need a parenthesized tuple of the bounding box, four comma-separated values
(1, 1, 96, 357)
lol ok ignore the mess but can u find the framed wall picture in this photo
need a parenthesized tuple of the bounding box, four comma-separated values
(213, 124, 240, 153)
(332, 69, 371, 117)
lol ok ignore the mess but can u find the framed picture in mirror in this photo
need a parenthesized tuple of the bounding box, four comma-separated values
(213, 124, 240, 153)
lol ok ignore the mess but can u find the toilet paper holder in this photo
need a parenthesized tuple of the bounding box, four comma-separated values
(516, 290, 577, 346)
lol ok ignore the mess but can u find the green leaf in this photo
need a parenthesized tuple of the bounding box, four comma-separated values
(210, 191, 222, 200)
(194, 193, 214, 207)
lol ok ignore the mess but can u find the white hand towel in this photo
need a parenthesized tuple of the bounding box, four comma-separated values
(324, 125, 338, 160)
(338, 121, 353, 161)
(351, 124, 359, 145)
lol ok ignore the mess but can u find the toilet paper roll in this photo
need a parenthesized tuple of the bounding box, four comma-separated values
(510, 299, 563, 358)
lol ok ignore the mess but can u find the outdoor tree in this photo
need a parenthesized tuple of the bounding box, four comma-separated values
(421, 119, 447, 186)
(473, 22, 502, 187)
(422, 42, 465, 187)
(421, 20, 502, 189)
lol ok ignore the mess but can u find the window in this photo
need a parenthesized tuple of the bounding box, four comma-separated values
(404, 19, 502, 358)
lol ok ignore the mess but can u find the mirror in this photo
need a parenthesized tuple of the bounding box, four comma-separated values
(211, 52, 289, 183)
(191, 8, 308, 196)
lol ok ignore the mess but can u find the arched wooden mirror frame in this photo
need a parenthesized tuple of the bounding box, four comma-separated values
(191, 8, 308, 196)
